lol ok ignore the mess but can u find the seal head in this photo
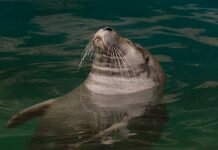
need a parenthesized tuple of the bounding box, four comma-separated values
(84, 27, 165, 95)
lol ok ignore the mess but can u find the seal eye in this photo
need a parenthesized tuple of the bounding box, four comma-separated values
(104, 27, 113, 31)
(145, 56, 150, 63)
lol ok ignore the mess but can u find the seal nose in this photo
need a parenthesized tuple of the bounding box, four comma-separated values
(104, 27, 113, 31)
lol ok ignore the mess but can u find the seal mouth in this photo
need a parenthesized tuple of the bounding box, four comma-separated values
(92, 27, 120, 51)
(93, 36, 105, 49)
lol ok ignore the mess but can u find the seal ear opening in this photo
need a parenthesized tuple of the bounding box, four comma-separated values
(145, 55, 150, 64)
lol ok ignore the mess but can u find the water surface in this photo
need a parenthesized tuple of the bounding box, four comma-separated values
(0, 0, 218, 150)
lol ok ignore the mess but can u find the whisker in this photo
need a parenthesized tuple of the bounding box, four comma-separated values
(106, 35, 132, 78)
(115, 48, 137, 77)
(81, 41, 93, 58)
(115, 49, 131, 78)
(111, 49, 120, 76)
(113, 49, 124, 80)
(106, 45, 111, 57)
(106, 34, 133, 78)
(88, 48, 94, 61)
(78, 41, 94, 69)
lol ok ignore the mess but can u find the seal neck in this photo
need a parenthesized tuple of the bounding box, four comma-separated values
(85, 51, 157, 95)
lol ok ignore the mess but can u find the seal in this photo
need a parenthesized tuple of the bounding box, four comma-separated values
(6, 27, 166, 149)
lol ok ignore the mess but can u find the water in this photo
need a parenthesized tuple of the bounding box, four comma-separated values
(0, 0, 218, 149)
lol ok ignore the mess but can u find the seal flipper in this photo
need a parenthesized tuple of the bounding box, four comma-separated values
(7, 99, 55, 128)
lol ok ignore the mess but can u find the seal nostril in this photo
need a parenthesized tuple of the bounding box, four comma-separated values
(104, 27, 113, 31)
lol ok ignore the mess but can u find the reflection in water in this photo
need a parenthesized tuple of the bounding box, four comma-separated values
(194, 81, 218, 89)
(29, 85, 167, 150)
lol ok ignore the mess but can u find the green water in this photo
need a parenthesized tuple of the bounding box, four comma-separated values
(0, 0, 218, 149)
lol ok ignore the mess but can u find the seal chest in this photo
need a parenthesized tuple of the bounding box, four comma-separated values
(83, 27, 165, 95)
